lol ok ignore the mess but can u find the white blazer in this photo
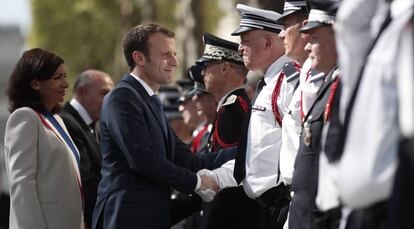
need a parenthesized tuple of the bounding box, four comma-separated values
(4, 107, 84, 229)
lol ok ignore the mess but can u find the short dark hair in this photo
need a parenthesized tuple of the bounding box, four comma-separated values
(292, 9, 309, 22)
(7, 48, 64, 113)
(123, 23, 175, 71)
(229, 61, 249, 79)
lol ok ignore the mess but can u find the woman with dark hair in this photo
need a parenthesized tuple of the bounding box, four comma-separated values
(4, 48, 84, 229)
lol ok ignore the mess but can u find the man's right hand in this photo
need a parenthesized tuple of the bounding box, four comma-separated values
(199, 172, 220, 193)
(195, 169, 220, 202)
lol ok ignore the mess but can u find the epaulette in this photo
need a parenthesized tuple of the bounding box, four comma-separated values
(283, 62, 300, 83)
(309, 71, 325, 83)
(332, 68, 341, 80)
(222, 94, 237, 106)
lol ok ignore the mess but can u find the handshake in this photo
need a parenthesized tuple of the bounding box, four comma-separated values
(196, 169, 221, 202)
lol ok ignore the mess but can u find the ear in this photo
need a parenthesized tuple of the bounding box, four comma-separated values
(301, 19, 308, 27)
(221, 61, 230, 74)
(76, 85, 86, 98)
(263, 33, 272, 49)
(31, 79, 40, 90)
(132, 50, 146, 66)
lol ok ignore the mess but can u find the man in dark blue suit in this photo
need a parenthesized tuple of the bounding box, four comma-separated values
(92, 23, 231, 229)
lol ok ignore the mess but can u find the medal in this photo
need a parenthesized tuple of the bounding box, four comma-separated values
(303, 121, 312, 146)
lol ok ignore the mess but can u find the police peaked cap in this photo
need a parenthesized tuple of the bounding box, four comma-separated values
(196, 33, 244, 65)
(187, 65, 208, 96)
(279, 0, 310, 21)
(299, 0, 340, 33)
(232, 4, 284, 36)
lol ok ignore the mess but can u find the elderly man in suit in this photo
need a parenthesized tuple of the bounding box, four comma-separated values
(60, 69, 114, 227)
(91, 23, 234, 229)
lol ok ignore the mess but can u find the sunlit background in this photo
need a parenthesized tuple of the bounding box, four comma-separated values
(0, 0, 283, 196)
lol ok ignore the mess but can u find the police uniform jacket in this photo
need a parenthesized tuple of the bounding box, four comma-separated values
(210, 88, 250, 152)
(213, 55, 297, 198)
(289, 68, 341, 229)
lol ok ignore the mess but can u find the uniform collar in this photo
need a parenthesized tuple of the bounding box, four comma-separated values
(264, 55, 291, 84)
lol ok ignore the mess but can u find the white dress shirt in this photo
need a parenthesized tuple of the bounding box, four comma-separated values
(213, 55, 294, 198)
(335, 0, 390, 121)
(336, 0, 413, 208)
(318, 0, 390, 214)
(130, 73, 155, 96)
(301, 59, 325, 116)
(316, 122, 340, 211)
(70, 98, 94, 126)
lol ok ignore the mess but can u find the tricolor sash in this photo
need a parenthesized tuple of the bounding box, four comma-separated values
(36, 111, 85, 212)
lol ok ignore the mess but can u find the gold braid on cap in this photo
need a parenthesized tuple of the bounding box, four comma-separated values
(203, 44, 243, 62)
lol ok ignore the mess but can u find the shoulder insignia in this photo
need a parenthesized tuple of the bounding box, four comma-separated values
(283, 62, 300, 83)
(222, 94, 237, 106)
(309, 72, 325, 83)
(332, 68, 341, 80)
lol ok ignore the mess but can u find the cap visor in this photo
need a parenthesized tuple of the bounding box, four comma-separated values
(231, 26, 255, 36)
(178, 94, 192, 103)
(188, 88, 207, 96)
(195, 57, 211, 65)
(299, 21, 325, 33)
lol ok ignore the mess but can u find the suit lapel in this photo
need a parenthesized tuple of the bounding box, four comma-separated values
(122, 75, 173, 159)
(166, 122, 175, 160)
(63, 103, 89, 130)
(63, 103, 100, 150)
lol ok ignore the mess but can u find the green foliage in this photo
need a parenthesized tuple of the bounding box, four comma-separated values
(30, 0, 228, 88)
(31, 0, 127, 84)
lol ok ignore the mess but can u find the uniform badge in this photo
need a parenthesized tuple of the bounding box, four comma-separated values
(223, 94, 237, 106)
(252, 105, 266, 111)
(303, 121, 312, 146)
(284, 107, 292, 115)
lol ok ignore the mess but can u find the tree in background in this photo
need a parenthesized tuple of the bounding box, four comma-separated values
(30, 0, 281, 89)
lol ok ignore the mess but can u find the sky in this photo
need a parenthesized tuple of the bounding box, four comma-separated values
(0, 0, 31, 35)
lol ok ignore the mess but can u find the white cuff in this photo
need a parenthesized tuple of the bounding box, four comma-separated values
(213, 160, 238, 189)
(195, 174, 201, 191)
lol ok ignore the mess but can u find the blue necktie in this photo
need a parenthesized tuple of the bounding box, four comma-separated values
(150, 95, 168, 137)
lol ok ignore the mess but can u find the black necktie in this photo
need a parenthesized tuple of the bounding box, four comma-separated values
(150, 94, 168, 137)
(89, 122, 99, 142)
(252, 78, 266, 104)
(234, 78, 266, 184)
